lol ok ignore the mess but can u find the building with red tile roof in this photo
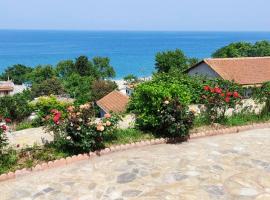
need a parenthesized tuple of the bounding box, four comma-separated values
(96, 90, 129, 117)
(187, 57, 270, 86)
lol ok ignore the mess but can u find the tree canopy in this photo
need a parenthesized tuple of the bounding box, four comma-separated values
(155, 49, 198, 73)
(212, 40, 270, 58)
(0, 64, 33, 84)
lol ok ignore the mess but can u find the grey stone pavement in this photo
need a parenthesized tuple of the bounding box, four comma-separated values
(1, 128, 270, 200)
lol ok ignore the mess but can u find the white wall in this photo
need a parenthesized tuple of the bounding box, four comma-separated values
(188, 63, 220, 78)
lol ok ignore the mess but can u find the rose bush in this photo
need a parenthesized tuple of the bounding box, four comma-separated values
(201, 84, 242, 123)
(30, 95, 72, 126)
(0, 118, 10, 154)
(157, 98, 195, 138)
(45, 103, 120, 153)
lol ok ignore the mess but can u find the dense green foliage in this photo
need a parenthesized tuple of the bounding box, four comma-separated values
(0, 92, 33, 122)
(0, 55, 117, 104)
(212, 41, 270, 58)
(31, 77, 65, 97)
(155, 49, 197, 73)
(128, 76, 193, 135)
(254, 81, 270, 115)
(0, 64, 32, 84)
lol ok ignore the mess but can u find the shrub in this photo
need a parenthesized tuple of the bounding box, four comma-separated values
(0, 118, 11, 154)
(30, 96, 72, 126)
(157, 98, 195, 138)
(0, 92, 33, 122)
(201, 84, 242, 123)
(128, 78, 193, 137)
(45, 104, 120, 153)
(254, 82, 270, 115)
(31, 77, 65, 97)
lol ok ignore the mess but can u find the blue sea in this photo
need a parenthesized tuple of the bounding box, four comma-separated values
(0, 30, 270, 78)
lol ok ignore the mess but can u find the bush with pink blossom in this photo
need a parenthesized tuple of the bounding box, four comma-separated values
(45, 104, 120, 153)
(0, 117, 11, 154)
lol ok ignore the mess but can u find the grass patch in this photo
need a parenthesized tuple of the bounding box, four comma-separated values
(194, 112, 270, 128)
(0, 144, 70, 175)
(15, 121, 34, 131)
(222, 113, 270, 127)
(104, 128, 155, 147)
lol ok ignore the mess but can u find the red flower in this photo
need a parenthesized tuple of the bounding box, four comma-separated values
(5, 118, 11, 123)
(53, 112, 61, 125)
(233, 91, 240, 98)
(210, 88, 215, 93)
(203, 85, 210, 91)
(220, 93, 225, 97)
(1, 125, 7, 131)
(214, 87, 222, 94)
(51, 109, 59, 114)
(226, 92, 232, 97)
(225, 97, 230, 103)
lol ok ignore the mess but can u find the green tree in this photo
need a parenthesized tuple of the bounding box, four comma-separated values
(28, 65, 56, 84)
(91, 80, 118, 101)
(250, 40, 270, 57)
(74, 56, 93, 76)
(212, 41, 270, 58)
(31, 77, 65, 97)
(55, 60, 74, 78)
(63, 73, 93, 104)
(155, 49, 189, 73)
(92, 57, 115, 79)
(0, 64, 32, 84)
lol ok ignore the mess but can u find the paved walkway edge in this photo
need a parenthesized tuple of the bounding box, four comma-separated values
(0, 122, 270, 182)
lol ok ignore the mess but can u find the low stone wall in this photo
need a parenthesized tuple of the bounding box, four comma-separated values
(189, 99, 265, 116)
(0, 122, 269, 182)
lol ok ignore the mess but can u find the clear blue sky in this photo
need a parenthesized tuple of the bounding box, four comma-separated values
(1, 0, 269, 31)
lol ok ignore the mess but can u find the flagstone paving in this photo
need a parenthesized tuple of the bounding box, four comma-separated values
(1, 128, 270, 200)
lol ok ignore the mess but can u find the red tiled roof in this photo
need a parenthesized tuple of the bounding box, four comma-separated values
(96, 91, 129, 113)
(189, 57, 270, 85)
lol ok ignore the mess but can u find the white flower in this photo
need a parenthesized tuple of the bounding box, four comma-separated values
(164, 100, 169, 105)
(77, 126, 81, 130)
(66, 136, 71, 140)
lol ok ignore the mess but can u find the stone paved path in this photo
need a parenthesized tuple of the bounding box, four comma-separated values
(1, 128, 270, 200)
(8, 127, 53, 148)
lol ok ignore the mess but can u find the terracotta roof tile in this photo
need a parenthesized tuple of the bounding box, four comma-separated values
(96, 91, 129, 113)
(204, 57, 270, 85)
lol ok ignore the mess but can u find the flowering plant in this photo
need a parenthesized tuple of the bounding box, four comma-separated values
(254, 81, 270, 115)
(157, 98, 195, 138)
(0, 117, 11, 154)
(45, 103, 120, 153)
(201, 85, 242, 123)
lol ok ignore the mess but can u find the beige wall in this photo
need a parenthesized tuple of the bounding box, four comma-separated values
(188, 63, 220, 78)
